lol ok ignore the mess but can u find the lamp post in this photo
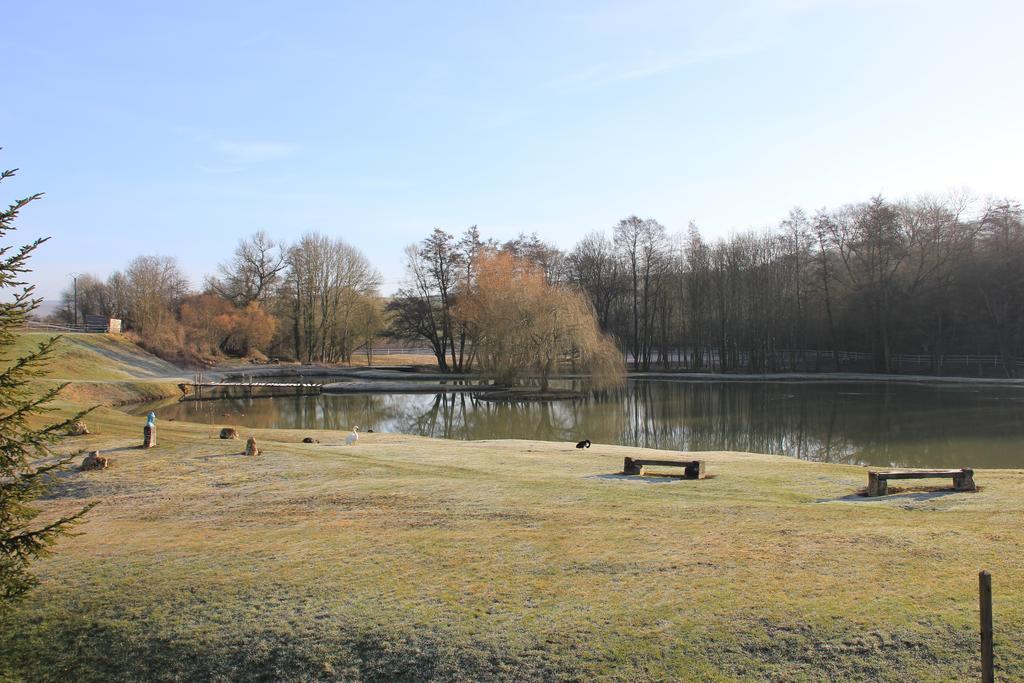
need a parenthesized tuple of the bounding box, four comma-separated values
(68, 272, 80, 327)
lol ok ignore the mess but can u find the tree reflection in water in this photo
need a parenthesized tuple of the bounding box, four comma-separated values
(147, 380, 1024, 468)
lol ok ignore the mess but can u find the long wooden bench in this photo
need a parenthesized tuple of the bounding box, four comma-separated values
(623, 457, 705, 479)
(867, 468, 975, 496)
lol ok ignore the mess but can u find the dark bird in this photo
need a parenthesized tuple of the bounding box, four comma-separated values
(575, 439, 591, 449)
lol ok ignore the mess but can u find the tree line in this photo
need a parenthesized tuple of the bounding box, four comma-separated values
(390, 193, 1024, 378)
(56, 192, 1024, 377)
(54, 231, 383, 365)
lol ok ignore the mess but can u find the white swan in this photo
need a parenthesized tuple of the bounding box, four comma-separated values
(345, 426, 360, 446)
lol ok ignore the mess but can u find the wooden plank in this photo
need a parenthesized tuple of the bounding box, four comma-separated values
(871, 469, 964, 475)
(183, 381, 324, 402)
(878, 472, 959, 480)
(630, 459, 702, 468)
(194, 382, 321, 388)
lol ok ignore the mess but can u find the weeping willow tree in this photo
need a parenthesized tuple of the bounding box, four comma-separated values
(457, 251, 623, 392)
(1, 159, 93, 601)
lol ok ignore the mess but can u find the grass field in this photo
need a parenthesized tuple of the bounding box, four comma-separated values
(3, 333, 186, 406)
(1, 335, 1022, 681)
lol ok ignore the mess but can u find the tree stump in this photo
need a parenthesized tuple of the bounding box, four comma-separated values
(67, 420, 90, 436)
(245, 436, 260, 456)
(220, 427, 239, 440)
(79, 451, 109, 471)
(143, 424, 155, 448)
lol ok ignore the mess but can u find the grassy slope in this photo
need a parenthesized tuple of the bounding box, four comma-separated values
(5, 333, 185, 405)
(1, 403, 1022, 681)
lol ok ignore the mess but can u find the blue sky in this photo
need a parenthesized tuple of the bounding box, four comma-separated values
(5, 0, 1023, 299)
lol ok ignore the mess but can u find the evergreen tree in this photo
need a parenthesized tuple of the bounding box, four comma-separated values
(0, 157, 94, 601)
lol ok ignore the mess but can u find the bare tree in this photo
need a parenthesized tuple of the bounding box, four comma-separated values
(122, 255, 189, 336)
(613, 216, 667, 370)
(971, 200, 1024, 376)
(208, 231, 286, 307)
(566, 232, 624, 332)
(283, 233, 380, 363)
(387, 227, 478, 372)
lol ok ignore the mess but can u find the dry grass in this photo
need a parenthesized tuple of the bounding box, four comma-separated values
(347, 353, 442, 368)
(4, 333, 186, 407)
(5, 333, 183, 381)
(2, 402, 1022, 681)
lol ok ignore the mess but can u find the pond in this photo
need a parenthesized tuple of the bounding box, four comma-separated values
(140, 379, 1024, 468)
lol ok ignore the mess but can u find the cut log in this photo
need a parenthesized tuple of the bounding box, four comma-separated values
(67, 420, 90, 436)
(79, 451, 108, 471)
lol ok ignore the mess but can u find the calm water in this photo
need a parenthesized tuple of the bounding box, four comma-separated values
(142, 379, 1024, 468)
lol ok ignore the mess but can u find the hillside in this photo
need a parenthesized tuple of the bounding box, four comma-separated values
(5, 333, 186, 405)
(5, 333, 183, 380)
(0, 404, 1020, 681)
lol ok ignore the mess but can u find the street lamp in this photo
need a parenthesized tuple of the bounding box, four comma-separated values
(68, 272, 80, 327)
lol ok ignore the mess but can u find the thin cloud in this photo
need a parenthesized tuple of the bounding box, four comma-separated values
(562, 42, 763, 87)
(216, 140, 299, 164)
(197, 164, 245, 175)
(748, 0, 900, 15)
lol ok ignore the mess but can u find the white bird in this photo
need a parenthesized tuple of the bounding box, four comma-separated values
(345, 426, 360, 446)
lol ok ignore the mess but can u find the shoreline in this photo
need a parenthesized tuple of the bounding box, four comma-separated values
(631, 371, 1024, 387)
(215, 361, 1024, 389)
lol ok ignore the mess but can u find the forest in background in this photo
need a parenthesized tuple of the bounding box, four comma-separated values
(51, 192, 1024, 377)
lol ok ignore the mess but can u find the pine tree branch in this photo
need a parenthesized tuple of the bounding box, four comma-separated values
(0, 501, 98, 558)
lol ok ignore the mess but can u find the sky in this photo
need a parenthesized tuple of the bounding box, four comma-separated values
(4, 0, 1024, 300)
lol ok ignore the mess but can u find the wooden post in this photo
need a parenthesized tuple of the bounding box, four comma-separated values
(143, 424, 155, 448)
(955, 468, 977, 491)
(867, 471, 886, 497)
(980, 570, 993, 683)
(684, 460, 706, 480)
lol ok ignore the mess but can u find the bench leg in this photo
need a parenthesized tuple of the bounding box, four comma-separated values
(954, 470, 976, 491)
(684, 461, 705, 480)
(623, 457, 642, 476)
(867, 473, 886, 497)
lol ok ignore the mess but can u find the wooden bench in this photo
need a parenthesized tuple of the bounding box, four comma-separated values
(867, 468, 975, 496)
(623, 457, 705, 479)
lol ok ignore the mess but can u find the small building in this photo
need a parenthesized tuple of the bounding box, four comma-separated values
(84, 315, 122, 334)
